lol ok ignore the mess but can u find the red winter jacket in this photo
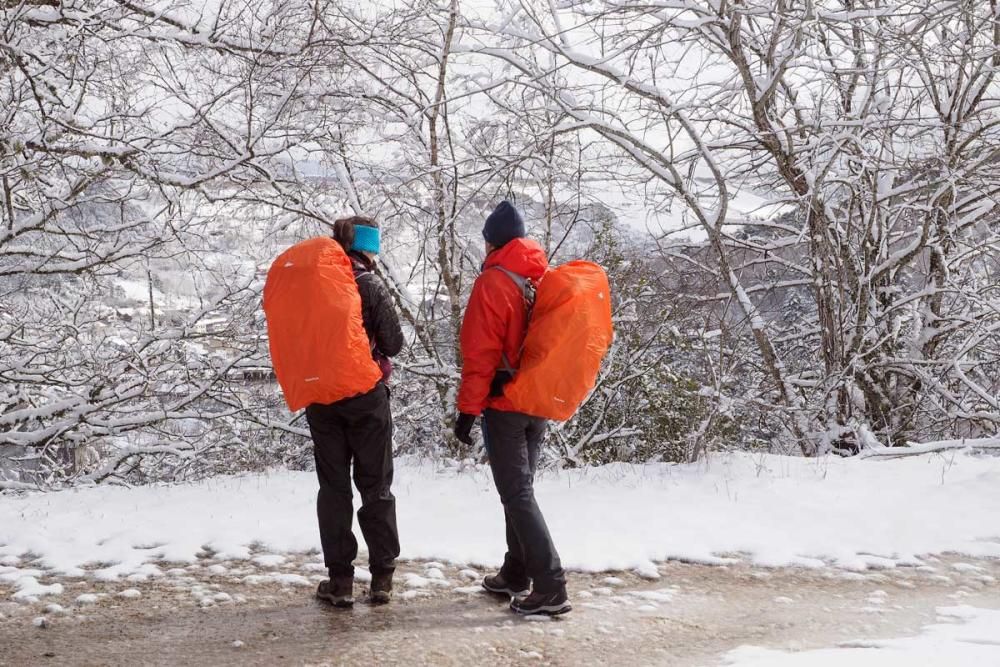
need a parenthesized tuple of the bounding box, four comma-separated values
(457, 238, 549, 415)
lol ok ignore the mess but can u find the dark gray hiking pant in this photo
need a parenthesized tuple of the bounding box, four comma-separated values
(482, 408, 566, 593)
(306, 383, 399, 579)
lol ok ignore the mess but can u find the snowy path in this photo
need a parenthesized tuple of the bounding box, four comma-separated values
(1, 557, 998, 666)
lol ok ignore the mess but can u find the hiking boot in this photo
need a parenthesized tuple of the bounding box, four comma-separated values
(510, 588, 571, 616)
(482, 572, 530, 597)
(368, 570, 393, 605)
(316, 576, 354, 607)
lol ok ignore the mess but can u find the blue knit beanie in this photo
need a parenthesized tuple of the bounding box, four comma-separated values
(351, 224, 381, 255)
(483, 201, 525, 248)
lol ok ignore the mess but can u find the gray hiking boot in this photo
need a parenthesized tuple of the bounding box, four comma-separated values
(316, 576, 354, 607)
(510, 588, 571, 616)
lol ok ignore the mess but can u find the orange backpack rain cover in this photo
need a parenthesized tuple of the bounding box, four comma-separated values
(262, 237, 381, 411)
(504, 261, 614, 421)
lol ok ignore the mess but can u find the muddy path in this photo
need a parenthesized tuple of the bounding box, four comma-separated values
(2, 555, 999, 666)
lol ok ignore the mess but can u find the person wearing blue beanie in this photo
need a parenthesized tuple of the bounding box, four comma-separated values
(455, 200, 571, 617)
(483, 200, 526, 249)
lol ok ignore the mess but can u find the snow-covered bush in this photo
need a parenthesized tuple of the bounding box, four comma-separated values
(4, 0, 998, 488)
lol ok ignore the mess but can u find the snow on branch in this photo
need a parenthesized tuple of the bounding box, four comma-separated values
(862, 438, 1000, 460)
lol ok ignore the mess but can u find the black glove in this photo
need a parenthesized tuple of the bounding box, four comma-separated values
(454, 413, 476, 446)
(489, 370, 514, 397)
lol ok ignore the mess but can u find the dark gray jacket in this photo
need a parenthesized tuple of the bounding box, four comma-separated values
(350, 252, 404, 358)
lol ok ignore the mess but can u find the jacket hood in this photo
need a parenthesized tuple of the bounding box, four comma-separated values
(349, 251, 375, 273)
(483, 237, 548, 281)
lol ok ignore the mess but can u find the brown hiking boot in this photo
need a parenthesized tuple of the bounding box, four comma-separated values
(482, 572, 530, 597)
(316, 576, 354, 607)
(367, 570, 393, 605)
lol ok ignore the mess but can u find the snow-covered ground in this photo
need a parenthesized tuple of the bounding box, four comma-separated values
(2, 452, 999, 665)
(725, 605, 1000, 667)
(2, 452, 998, 587)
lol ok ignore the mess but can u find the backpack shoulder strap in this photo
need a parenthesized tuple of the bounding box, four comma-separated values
(490, 266, 536, 375)
(491, 266, 535, 306)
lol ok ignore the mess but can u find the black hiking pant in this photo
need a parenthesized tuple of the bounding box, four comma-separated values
(482, 408, 566, 594)
(306, 383, 399, 578)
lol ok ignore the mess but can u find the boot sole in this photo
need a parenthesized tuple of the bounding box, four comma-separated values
(511, 602, 572, 616)
(482, 582, 530, 597)
(367, 591, 391, 605)
(316, 592, 354, 608)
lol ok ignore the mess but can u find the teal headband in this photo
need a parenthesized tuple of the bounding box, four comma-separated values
(351, 225, 380, 255)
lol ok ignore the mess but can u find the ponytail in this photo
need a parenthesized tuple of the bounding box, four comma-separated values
(332, 218, 355, 253)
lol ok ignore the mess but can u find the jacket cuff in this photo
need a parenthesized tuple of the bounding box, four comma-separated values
(456, 400, 484, 416)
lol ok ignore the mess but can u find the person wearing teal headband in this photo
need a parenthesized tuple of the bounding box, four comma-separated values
(309, 215, 403, 609)
(351, 224, 381, 256)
